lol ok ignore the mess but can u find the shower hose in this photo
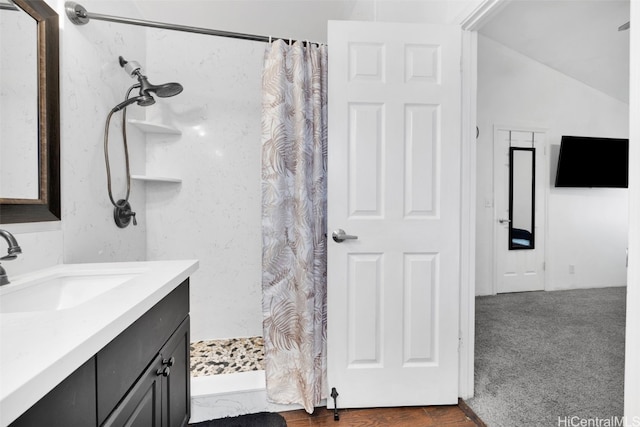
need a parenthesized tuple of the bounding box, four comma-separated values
(103, 86, 135, 210)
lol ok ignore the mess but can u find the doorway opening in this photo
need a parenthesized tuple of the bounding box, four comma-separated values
(470, 0, 630, 424)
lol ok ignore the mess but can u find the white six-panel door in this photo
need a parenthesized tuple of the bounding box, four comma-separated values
(327, 21, 462, 408)
(493, 128, 546, 293)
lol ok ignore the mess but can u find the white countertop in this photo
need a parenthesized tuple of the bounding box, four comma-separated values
(0, 260, 199, 426)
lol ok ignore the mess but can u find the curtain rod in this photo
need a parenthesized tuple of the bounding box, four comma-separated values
(64, 1, 322, 45)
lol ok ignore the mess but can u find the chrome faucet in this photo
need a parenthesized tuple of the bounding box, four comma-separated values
(0, 229, 22, 286)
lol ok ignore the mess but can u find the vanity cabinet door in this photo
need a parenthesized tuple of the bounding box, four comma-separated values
(161, 316, 190, 427)
(102, 317, 190, 427)
(97, 280, 189, 424)
(102, 354, 163, 427)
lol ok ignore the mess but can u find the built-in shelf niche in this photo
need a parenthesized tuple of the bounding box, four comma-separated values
(128, 119, 182, 184)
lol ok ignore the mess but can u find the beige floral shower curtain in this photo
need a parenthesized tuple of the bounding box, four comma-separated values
(261, 39, 328, 413)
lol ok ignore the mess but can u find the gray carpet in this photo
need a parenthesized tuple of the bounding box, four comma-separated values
(466, 287, 626, 427)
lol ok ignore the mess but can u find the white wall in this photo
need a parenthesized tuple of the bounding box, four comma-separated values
(60, 0, 148, 264)
(143, 32, 264, 341)
(132, 0, 482, 44)
(350, 0, 480, 25)
(0, 223, 63, 277)
(476, 35, 629, 295)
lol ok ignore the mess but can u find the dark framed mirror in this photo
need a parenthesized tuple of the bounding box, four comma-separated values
(509, 147, 535, 250)
(0, 0, 60, 223)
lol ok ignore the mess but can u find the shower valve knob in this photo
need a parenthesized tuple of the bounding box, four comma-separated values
(114, 200, 137, 228)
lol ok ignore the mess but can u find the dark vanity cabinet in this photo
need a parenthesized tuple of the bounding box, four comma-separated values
(10, 280, 190, 427)
(98, 280, 190, 426)
(101, 317, 190, 427)
(8, 358, 98, 427)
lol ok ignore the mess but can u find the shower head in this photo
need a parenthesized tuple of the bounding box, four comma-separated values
(119, 56, 183, 98)
(110, 56, 182, 113)
(138, 75, 183, 98)
(152, 81, 183, 98)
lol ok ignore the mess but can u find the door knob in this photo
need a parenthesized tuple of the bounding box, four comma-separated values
(332, 229, 358, 243)
(498, 218, 511, 224)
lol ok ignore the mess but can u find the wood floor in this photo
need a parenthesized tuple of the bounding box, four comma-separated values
(279, 400, 486, 427)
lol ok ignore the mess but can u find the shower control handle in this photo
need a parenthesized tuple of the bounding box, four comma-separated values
(114, 200, 137, 228)
(332, 229, 358, 243)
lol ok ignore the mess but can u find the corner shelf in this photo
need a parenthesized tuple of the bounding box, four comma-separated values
(131, 175, 182, 184)
(128, 119, 181, 136)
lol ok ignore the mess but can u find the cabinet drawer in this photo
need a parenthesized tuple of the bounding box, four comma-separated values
(97, 280, 189, 424)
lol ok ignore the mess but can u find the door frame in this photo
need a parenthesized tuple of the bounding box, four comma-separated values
(625, 0, 640, 416)
(458, 29, 477, 399)
(491, 124, 548, 295)
(457, 0, 512, 399)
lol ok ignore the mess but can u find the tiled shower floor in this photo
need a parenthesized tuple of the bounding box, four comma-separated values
(190, 336, 264, 377)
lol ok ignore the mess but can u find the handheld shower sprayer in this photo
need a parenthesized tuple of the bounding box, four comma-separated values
(111, 57, 183, 112)
(104, 56, 183, 228)
(118, 56, 183, 103)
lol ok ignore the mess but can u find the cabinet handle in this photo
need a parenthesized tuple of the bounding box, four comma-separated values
(156, 366, 171, 377)
(162, 357, 175, 367)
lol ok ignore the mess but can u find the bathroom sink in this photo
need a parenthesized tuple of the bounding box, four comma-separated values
(0, 270, 142, 313)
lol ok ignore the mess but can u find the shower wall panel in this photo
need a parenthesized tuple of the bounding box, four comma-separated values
(60, 0, 148, 264)
(144, 31, 264, 341)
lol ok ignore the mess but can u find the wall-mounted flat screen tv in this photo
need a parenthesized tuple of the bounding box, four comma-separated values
(554, 136, 629, 188)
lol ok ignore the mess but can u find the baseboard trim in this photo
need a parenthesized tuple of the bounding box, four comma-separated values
(459, 398, 487, 427)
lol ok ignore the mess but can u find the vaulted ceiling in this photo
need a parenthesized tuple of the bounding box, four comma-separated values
(478, 0, 630, 103)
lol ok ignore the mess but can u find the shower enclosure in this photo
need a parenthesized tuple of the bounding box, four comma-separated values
(65, 2, 324, 419)
(64, 2, 266, 354)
